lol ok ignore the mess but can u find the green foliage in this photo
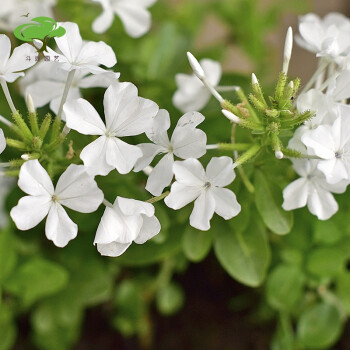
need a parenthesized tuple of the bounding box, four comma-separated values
(214, 216, 270, 287)
(254, 170, 293, 235)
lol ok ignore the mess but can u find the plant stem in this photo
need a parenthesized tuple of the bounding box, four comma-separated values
(0, 115, 13, 127)
(216, 85, 240, 92)
(300, 59, 329, 94)
(233, 144, 261, 168)
(0, 79, 16, 114)
(103, 198, 113, 208)
(146, 191, 170, 204)
(57, 70, 76, 121)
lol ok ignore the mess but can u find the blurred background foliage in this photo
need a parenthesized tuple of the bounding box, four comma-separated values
(2, 0, 350, 349)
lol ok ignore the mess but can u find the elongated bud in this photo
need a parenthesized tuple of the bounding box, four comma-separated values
(282, 27, 293, 74)
(288, 81, 294, 89)
(187, 52, 205, 80)
(26, 94, 36, 114)
(222, 109, 241, 124)
(21, 154, 30, 160)
(252, 73, 258, 85)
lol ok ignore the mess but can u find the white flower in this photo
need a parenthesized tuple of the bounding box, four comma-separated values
(0, 34, 37, 83)
(326, 70, 350, 102)
(21, 62, 119, 118)
(92, 0, 157, 37)
(302, 113, 350, 184)
(45, 22, 117, 74)
(94, 196, 161, 257)
(165, 157, 241, 231)
(0, 128, 5, 154)
(282, 159, 347, 220)
(10, 160, 104, 247)
(296, 13, 350, 65)
(64, 83, 159, 176)
(0, 0, 56, 31)
(134, 110, 207, 196)
(173, 58, 222, 113)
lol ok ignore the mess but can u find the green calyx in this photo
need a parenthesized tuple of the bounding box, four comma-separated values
(5, 110, 69, 177)
(222, 72, 315, 160)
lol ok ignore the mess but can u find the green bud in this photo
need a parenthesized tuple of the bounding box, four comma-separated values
(39, 113, 52, 141)
(50, 116, 62, 142)
(6, 138, 28, 151)
(265, 109, 280, 118)
(267, 122, 280, 133)
(28, 112, 40, 136)
(249, 94, 267, 113)
(282, 147, 302, 158)
(32, 136, 43, 150)
(12, 112, 33, 142)
(274, 72, 287, 102)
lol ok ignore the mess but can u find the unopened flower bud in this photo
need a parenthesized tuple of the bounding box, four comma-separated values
(222, 109, 241, 124)
(187, 52, 205, 80)
(283, 27, 293, 74)
(26, 94, 36, 114)
(275, 151, 284, 159)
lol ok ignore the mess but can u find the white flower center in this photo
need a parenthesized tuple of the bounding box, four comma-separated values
(52, 194, 59, 202)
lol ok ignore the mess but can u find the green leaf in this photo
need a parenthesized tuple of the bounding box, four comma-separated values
(254, 170, 293, 235)
(182, 227, 212, 262)
(336, 272, 350, 315)
(31, 298, 83, 350)
(0, 229, 17, 284)
(306, 247, 345, 278)
(297, 302, 343, 349)
(113, 280, 145, 337)
(266, 265, 304, 312)
(0, 306, 17, 350)
(214, 218, 270, 287)
(156, 282, 185, 316)
(4, 258, 68, 305)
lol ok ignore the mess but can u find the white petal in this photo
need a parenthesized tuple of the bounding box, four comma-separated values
(164, 182, 201, 210)
(94, 202, 143, 244)
(175, 111, 205, 129)
(78, 71, 120, 88)
(333, 71, 350, 101)
(55, 164, 103, 213)
(5, 44, 37, 76)
(80, 136, 114, 176)
(301, 125, 335, 159)
(64, 98, 106, 135)
(134, 215, 161, 244)
(0, 128, 5, 154)
(190, 191, 215, 231)
(145, 153, 174, 196)
(117, 196, 155, 217)
(318, 158, 349, 184)
(92, 7, 115, 34)
(114, 2, 152, 38)
(54, 22, 83, 62)
(173, 158, 206, 186)
(96, 242, 132, 257)
(106, 137, 142, 174)
(172, 127, 207, 159)
(45, 203, 78, 247)
(25, 80, 63, 108)
(307, 186, 338, 220)
(200, 59, 222, 86)
(78, 41, 117, 69)
(18, 160, 54, 196)
(173, 74, 211, 113)
(145, 109, 170, 144)
(211, 187, 241, 220)
(0, 35, 11, 69)
(205, 157, 235, 187)
(133, 143, 164, 172)
(10, 196, 51, 230)
(103, 82, 138, 131)
(282, 178, 309, 210)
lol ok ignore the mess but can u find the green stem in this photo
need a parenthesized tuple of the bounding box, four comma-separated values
(236, 88, 260, 123)
(146, 191, 170, 204)
(233, 144, 261, 168)
(57, 70, 76, 121)
(0, 79, 16, 115)
(217, 143, 253, 151)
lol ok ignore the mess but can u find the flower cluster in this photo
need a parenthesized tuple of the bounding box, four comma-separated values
(282, 13, 350, 220)
(3, 8, 350, 259)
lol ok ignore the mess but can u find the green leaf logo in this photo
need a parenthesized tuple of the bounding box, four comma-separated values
(14, 17, 66, 42)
